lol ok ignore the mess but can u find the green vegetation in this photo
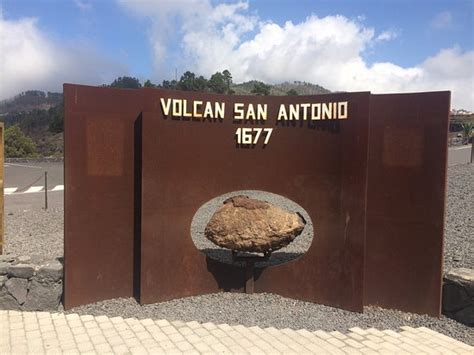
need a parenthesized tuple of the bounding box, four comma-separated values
(251, 81, 271, 96)
(461, 122, 473, 143)
(0, 72, 332, 157)
(5, 125, 37, 158)
(110, 76, 142, 89)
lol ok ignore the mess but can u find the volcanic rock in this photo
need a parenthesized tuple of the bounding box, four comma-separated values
(205, 195, 306, 253)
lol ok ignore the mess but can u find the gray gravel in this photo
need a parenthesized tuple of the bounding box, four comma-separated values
(5, 164, 474, 345)
(444, 164, 473, 270)
(4, 207, 63, 257)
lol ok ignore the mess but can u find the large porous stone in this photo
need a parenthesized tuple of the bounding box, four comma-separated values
(0, 276, 7, 287)
(17, 255, 32, 263)
(8, 264, 35, 279)
(443, 267, 474, 326)
(205, 195, 306, 253)
(0, 262, 9, 275)
(23, 279, 62, 311)
(0, 255, 16, 263)
(5, 278, 28, 305)
(0, 288, 20, 310)
(36, 260, 63, 282)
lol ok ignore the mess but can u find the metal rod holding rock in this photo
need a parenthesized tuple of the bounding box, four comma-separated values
(44, 171, 48, 210)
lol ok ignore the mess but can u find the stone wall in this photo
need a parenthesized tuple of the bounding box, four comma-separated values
(442, 268, 473, 326)
(0, 255, 63, 311)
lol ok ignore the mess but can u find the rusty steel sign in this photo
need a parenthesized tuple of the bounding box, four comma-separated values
(64, 84, 450, 316)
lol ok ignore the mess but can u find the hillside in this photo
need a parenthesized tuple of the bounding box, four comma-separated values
(0, 80, 334, 157)
(231, 81, 330, 96)
(2, 78, 469, 158)
(0, 90, 62, 115)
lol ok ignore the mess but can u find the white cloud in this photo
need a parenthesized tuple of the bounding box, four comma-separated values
(375, 30, 397, 42)
(119, 0, 474, 110)
(431, 11, 453, 30)
(0, 14, 126, 101)
(74, 0, 92, 11)
(118, 0, 474, 109)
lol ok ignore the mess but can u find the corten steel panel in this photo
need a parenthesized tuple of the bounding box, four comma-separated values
(364, 92, 450, 316)
(140, 91, 370, 311)
(64, 84, 144, 308)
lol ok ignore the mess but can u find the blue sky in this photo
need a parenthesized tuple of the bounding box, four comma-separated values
(1, 0, 473, 109)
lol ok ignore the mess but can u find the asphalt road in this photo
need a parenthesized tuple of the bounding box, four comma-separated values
(448, 145, 472, 166)
(4, 161, 63, 211)
(3, 145, 471, 211)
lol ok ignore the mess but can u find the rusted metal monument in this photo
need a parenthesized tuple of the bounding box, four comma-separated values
(64, 84, 450, 317)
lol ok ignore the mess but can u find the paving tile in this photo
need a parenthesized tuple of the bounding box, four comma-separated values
(348, 327, 366, 335)
(326, 337, 346, 348)
(80, 315, 95, 322)
(330, 331, 348, 340)
(155, 319, 170, 327)
(2, 310, 474, 354)
(129, 345, 148, 354)
(365, 334, 383, 343)
(344, 338, 364, 349)
(341, 346, 362, 354)
(400, 326, 419, 333)
(314, 329, 333, 339)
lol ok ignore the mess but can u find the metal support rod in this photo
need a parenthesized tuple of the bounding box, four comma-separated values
(471, 142, 473, 164)
(44, 171, 48, 210)
(245, 260, 255, 294)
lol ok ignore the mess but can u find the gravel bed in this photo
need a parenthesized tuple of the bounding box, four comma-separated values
(4, 207, 63, 257)
(68, 293, 473, 345)
(444, 164, 473, 270)
(5, 164, 473, 345)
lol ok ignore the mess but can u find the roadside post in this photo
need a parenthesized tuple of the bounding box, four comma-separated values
(44, 171, 48, 210)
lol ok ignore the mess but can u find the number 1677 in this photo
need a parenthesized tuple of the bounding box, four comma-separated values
(235, 128, 273, 145)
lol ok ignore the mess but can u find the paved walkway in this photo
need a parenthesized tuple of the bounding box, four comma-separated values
(0, 310, 472, 354)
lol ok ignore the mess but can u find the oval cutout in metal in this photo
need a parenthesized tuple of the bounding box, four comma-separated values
(190, 190, 314, 268)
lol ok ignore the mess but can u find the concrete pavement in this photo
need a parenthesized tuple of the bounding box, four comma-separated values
(0, 310, 472, 354)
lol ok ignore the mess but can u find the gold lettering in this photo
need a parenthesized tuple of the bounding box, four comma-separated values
(203, 102, 214, 118)
(338, 101, 348, 119)
(193, 101, 202, 117)
(246, 105, 256, 120)
(183, 99, 192, 117)
(311, 103, 321, 120)
(258, 104, 267, 120)
(234, 103, 244, 119)
(277, 105, 288, 120)
(215, 102, 225, 119)
(322, 103, 332, 120)
(289, 104, 299, 120)
(172, 99, 182, 116)
(301, 103, 310, 120)
(160, 98, 171, 116)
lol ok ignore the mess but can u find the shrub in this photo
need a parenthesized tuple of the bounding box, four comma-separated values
(5, 125, 37, 158)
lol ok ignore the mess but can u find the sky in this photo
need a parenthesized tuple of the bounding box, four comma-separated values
(1, 0, 473, 109)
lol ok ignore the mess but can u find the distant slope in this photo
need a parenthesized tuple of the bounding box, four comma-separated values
(0, 90, 63, 115)
(231, 81, 331, 96)
(0, 91, 64, 157)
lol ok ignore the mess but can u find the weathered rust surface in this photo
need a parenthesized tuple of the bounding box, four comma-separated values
(364, 92, 450, 316)
(63, 84, 449, 317)
(140, 90, 370, 311)
(63, 84, 143, 308)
